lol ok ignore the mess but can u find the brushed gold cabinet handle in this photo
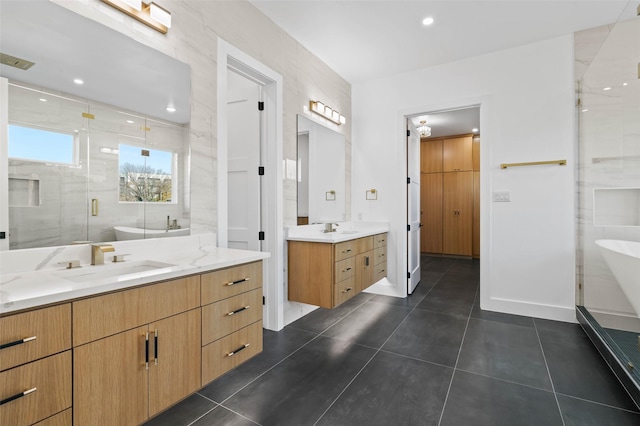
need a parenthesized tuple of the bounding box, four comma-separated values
(342, 249, 352, 253)
(0, 387, 37, 406)
(226, 277, 250, 286)
(227, 306, 250, 316)
(227, 343, 250, 357)
(342, 287, 353, 293)
(342, 267, 352, 272)
(0, 336, 36, 350)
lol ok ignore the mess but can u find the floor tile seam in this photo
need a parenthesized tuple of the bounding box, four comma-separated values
(216, 331, 325, 405)
(533, 319, 567, 426)
(377, 347, 456, 371)
(469, 315, 539, 331)
(185, 405, 220, 426)
(453, 367, 556, 394)
(411, 304, 471, 319)
(195, 392, 222, 405)
(215, 403, 264, 425)
(437, 284, 478, 426)
(554, 392, 640, 414)
(311, 349, 381, 426)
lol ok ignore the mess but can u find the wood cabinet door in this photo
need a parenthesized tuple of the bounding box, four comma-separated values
(148, 309, 201, 417)
(421, 139, 442, 173)
(473, 171, 480, 258)
(443, 172, 473, 256)
(74, 326, 149, 426)
(421, 173, 443, 253)
(355, 251, 374, 292)
(443, 136, 473, 172)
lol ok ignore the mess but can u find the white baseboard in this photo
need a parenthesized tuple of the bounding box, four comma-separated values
(482, 297, 577, 323)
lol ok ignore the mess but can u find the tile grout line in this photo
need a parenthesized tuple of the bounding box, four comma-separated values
(437, 260, 479, 426)
(533, 319, 566, 426)
(311, 259, 451, 425)
(554, 392, 640, 415)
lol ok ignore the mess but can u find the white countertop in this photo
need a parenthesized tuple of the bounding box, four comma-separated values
(0, 233, 269, 315)
(286, 222, 389, 243)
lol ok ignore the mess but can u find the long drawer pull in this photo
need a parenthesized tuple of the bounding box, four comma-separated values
(342, 267, 352, 272)
(342, 287, 353, 294)
(0, 387, 37, 406)
(0, 336, 36, 350)
(342, 249, 352, 253)
(226, 277, 250, 286)
(145, 332, 149, 370)
(227, 306, 250, 316)
(154, 329, 158, 366)
(227, 343, 250, 357)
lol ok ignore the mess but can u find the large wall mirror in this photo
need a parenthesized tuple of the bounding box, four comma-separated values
(0, 1, 191, 250)
(296, 115, 346, 225)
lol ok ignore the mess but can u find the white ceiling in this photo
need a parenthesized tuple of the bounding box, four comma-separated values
(251, 0, 637, 84)
(251, 0, 636, 136)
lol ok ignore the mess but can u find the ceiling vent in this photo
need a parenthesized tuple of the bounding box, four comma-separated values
(0, 52, 35, 70)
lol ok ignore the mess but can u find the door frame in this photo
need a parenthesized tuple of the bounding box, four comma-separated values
(217, 38, 284, 331)
(401, 95, 490, 307)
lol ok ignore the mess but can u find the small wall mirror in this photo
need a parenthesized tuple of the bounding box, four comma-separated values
(296, 115, 346, 225)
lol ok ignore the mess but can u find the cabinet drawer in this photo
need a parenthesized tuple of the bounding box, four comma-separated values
(373, 263, 387, 284)
(202, 320, 263, 385)
(202, 288, 263, 345)
(0, 304, 71, 371)
(356, 237, 374, 254)
(33, 408, 71, 426)
(201, 261, 262, 305)
(374, 233, 387, 249)
(73, 276, 200, 346)
(0, 351, 71, 426)
(374, 247, 387, 266)
(334, 240, 357, 262)
(334, 257, 355, 282)
(334, 277, 356, 307)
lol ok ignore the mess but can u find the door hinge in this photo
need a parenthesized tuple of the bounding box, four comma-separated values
(258, 231, 265, 241)
(407, 224, 410, 231)
(407, 177, 410, 184)
(406, 129, 410, 137)
(258, 166, 265, 176)
(407, 272, 411, 279)
(258, 101, 264, 111)
(263, 296, 265, 305)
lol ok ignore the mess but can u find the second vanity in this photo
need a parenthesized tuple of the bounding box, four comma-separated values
(287, 222, 389, 309)
(0, 234, 268, 426)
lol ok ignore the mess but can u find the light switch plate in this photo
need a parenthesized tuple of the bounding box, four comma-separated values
(493, 191, 511, 202)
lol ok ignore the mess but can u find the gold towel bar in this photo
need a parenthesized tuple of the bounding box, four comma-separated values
(500, 160, 567, 169)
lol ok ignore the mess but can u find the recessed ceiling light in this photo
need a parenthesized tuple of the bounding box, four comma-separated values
(74, 78, 84, 85)
(166, 106, 176, 113)
(603, 87, 611, 91)
(472, 128, 479, 132)
(422, 17, 434, 26)
(126, 120, 135, 124)
(623, 82, 628, 86)
(39, 98, 47, 102)
(581, 108, 588, 112)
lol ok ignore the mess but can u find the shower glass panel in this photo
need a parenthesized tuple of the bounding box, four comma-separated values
(576, 13, 640, 391)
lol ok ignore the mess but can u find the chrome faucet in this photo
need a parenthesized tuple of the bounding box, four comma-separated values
(166, 216, 181, 231)
(323, 222, 339, 233)
(91, 243, 115, 265)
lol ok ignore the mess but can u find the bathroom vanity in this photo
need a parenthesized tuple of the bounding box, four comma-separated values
(287, 223, 388, 309)
(0, 234, 267, 426)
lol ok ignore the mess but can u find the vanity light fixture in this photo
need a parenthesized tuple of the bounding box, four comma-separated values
(309, 100, 346, 125)
(100, 0, 171, 34)
(419, 120, 431, 137)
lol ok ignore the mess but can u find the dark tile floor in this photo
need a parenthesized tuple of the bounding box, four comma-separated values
(145, 256, 640, 426)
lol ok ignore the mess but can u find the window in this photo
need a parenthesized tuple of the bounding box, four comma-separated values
(119, 144, 174, 202)
(8, 124, 75, 164)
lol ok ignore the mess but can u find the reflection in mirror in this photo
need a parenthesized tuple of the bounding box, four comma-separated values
(1, 1, 191, 250)
(297, 115, 346, 225)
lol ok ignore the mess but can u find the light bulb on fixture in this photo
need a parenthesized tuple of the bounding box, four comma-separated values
(419, 120, 431, 137)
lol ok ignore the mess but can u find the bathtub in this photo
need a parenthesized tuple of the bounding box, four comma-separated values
(595, 239, 640, 315)
(114, 226, 190, 241)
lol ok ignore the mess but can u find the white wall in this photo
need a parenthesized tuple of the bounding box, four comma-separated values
(352, 35, 577, 322)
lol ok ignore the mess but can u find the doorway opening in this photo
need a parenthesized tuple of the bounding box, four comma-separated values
(407, 106, 481, 295)
(217, 39, 284, 331)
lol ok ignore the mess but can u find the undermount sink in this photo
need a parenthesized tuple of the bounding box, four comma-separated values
(55, 260, 176, 283)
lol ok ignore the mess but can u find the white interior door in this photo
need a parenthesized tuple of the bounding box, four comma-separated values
(407, 121, 421, 294)
(227, 70, 261, 251)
